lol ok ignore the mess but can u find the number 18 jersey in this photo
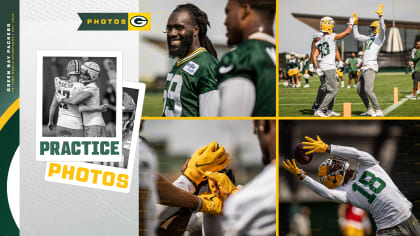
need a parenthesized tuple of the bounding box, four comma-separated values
(335, 150, 412, 230)
(315, 33, 336, 71)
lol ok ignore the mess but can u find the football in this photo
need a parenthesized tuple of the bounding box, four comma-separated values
(294, 142, 313, 164)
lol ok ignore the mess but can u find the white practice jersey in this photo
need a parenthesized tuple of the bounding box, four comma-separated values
(55, 77, 84, 129)
(223, 164, 276, 236)
(302, 145, 412, 230)
(353, 17, 386, 72)
(313, 32, 323, 62)
(82, 83, 105, 126)
(138, 137, 158, 236)
(315, 33, 337, 71)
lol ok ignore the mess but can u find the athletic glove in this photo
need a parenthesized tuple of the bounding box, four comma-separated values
(302, 135, 328, 154)
(353, 13, 358, 25)
(338, 61, 344, 69)
(375, 4, 384, 16)
(197, 192, 223, 215)
(347, 16, 355, 27)
(183, 142, 229, 186)
(316, 68, 324, 76)
(206, 171, 238, 200)
(309, 64, 315, 73)
(282, 159, 305, 180)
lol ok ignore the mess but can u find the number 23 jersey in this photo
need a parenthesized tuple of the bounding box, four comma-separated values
(337, 156, 412, 230)
(162, 48, 218, 117)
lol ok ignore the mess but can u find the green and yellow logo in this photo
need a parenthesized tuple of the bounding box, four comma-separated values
(78, 13, 151, 31)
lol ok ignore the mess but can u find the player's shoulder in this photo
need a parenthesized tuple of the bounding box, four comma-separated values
(182, 51, 218, 77)
(218, 39, 274, 69)
(312, 32, 323, 39)
(54, 76, 68, 89)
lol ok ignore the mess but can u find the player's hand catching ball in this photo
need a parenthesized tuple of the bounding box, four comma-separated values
(198, 192, 223, 215)
(206, 171, 238, 200)
(302, 135, 328, 154)
(282, 159, 305, 180)
(183, 142, 229, 186)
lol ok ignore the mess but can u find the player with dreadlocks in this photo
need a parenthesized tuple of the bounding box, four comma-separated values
(217, 0, 276, 116)
(162, 3, 219, 117)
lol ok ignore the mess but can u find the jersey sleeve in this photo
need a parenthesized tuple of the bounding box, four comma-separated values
(330, 144, 378, 167)
(218, 78, 256, 116)
(197, 61, 218, 95)
(302, 176, 348, 202)
(217, 49, 255, 84)
(375, 16, 386, 45)
(353, 25, 370, 42)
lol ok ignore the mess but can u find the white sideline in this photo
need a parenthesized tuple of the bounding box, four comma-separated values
(383, 95, 410, 116)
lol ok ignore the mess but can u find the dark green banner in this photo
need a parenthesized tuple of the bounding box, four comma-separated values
(0, 0, 19, 236)
(78, 13, 129, 30)
(78, 13, 151, 31)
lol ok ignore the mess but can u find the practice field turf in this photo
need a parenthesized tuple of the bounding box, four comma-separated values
(279, 73, 420, 117)
(142, 91, 163, 117)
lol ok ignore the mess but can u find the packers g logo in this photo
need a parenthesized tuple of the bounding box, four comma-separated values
(128, 13, 150, 31)
(130, 15, 148, 27)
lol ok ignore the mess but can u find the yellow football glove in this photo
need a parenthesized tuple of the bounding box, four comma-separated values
(198, 192, 223, 215)
(353, 12, 358, 25)
(282, 159, 305, 180)
(375, 4, 384, 16)
(206, 171, 238, 200)
(183, 142, 229, 186)
(302, 135, 328, 155)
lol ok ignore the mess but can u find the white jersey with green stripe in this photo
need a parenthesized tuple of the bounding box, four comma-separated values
(315, 33, 337, 71)
(353, 17, 386, 72)
(55, 77, 84, 129)
(302, 145, 412, 230)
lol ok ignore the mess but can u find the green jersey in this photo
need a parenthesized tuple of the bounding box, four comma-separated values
(411, 49, 420, 72)
(302, 58, 310, 72)
(217, 39, 276, 116)
(346, 57, 359, 72)
(163, 48, 218, 117)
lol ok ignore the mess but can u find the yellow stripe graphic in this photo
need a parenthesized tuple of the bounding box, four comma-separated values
(0, 98, 19, 131)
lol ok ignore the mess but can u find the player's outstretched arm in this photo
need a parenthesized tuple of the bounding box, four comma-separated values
(47, 96, 59, 131)
(302, 175, 348, 202)
(329, 145, 377, 167)
(352, 13, 370, 42)
(58, 91, 92, 105)
(335, 16, 354, 40)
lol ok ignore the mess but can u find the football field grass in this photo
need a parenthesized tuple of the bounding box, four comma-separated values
(279, 73, 420, 117)
(142, 91, 163, 117)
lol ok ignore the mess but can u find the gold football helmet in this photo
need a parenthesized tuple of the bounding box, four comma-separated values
(318, 157, 349, 189)
(369, 21, 386, 35)
(320, 16, 335, 34)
